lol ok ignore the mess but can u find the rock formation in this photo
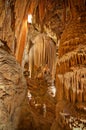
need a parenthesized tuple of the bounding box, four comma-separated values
(55, 1, 86, 129)
(0, 40, 27, 130)
(23, 33, 56, 79)
(56, 17, 86, 102)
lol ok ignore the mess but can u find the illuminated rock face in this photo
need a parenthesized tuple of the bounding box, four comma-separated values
(0, 40, 27, 130)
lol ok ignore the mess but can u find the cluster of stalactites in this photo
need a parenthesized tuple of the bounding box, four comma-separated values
(28, 34, 56, 78)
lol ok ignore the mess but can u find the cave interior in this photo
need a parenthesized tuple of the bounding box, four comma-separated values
(0, 0, 86, 130)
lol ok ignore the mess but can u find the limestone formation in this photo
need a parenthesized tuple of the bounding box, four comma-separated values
(55, 2, 86, 129)
(23, 33, 56, 80)
(0, 40, 27, 130)
(56, 15, 86, 103)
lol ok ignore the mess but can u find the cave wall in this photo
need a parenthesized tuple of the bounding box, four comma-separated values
(56, 16, 86, 102)
(0, 1, 29, 129)
(54, 1, 86, 129)
(0, 40, 27, 130)
(56, 0, 86, 103)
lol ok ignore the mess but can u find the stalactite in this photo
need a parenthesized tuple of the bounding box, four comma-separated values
(60, 67, 86, 103)
(28, 34, 56, 78)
